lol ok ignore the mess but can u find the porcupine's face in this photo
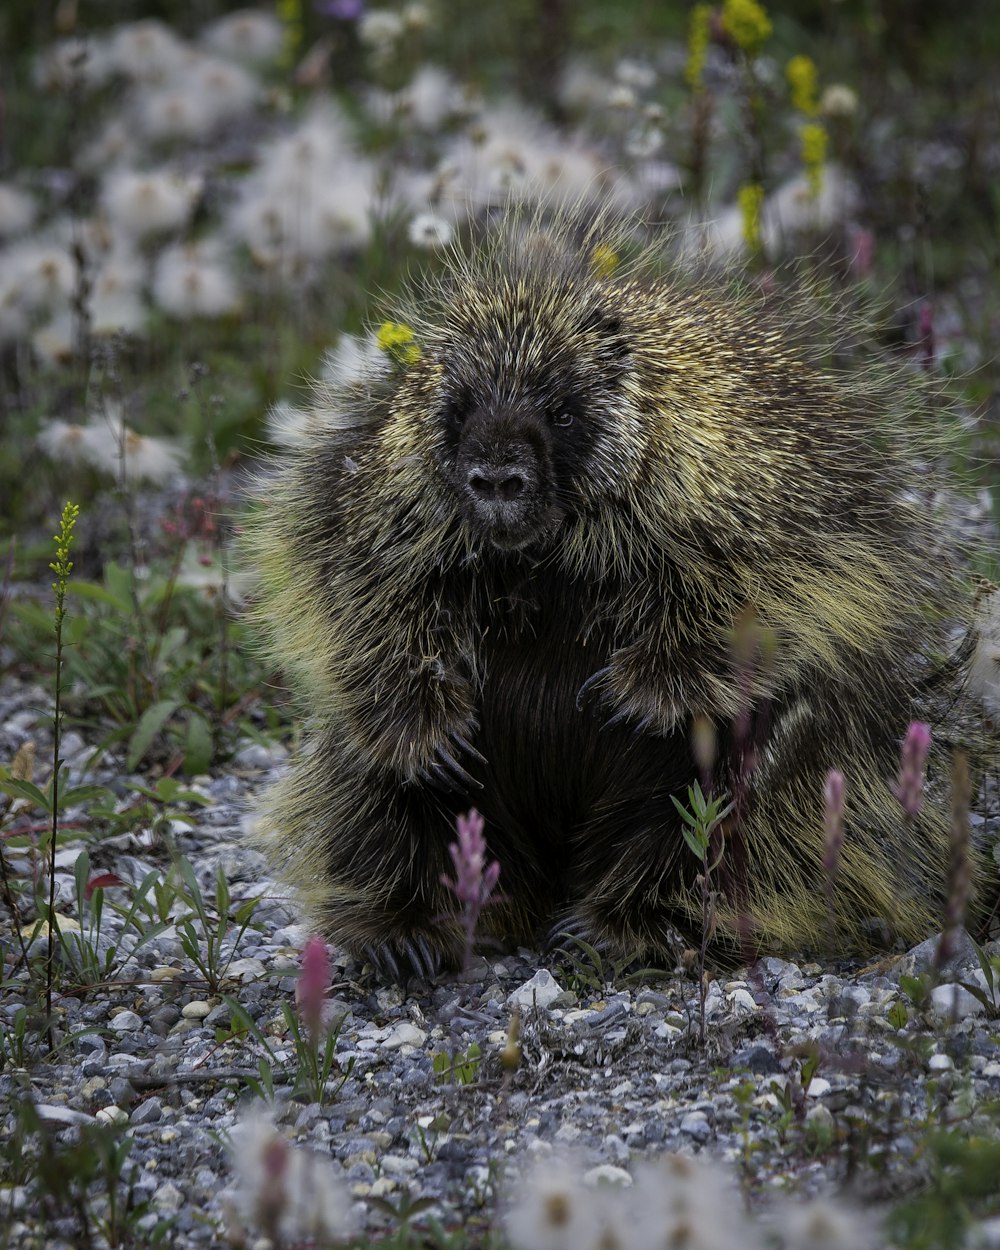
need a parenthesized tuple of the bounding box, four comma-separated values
(435, 295, 631, 551)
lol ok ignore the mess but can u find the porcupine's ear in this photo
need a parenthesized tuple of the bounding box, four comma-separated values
(578, 307, 631, 370)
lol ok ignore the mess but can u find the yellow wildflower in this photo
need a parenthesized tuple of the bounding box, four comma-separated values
(589, 243, 620, 278)
(721, 0, 772, 54)
(786, 54, 818, 115)
(376, 320, 421, 366)
(685, 4, 712, 94)
(799, 122, 827, 198)
(738, 182, 765, 253)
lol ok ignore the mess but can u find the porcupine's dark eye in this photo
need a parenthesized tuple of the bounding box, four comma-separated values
(441, 391, 469, 431)
(549, 399, 578, 429)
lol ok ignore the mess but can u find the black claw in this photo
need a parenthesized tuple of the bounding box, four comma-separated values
(379, 943, 402, 984)
(450, 732, 487, 766)
(439, 745, 483, 790)
(401, 938, 426, 979)
(414, 934, 441, 978)
(576, 666, 611, 712)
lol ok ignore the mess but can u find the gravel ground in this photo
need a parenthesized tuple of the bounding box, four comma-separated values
(2, 673, 1000, 1249)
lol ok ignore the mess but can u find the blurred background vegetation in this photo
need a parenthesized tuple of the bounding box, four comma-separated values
(0, 0, 997, 749)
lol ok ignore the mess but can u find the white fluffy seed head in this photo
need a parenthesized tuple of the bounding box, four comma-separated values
(202, 9, 284, 65)
(0, 184, 37, 238)
(152, 240, 240, 319)
(102, 169, 199, 239)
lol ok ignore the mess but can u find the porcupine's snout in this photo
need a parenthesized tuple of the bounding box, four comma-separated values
(453, 401, 556, 550)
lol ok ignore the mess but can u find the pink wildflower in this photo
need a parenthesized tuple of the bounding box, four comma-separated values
(441, 808, 501, 970)
(894, 721, 932, 818)
(822, 769, 846, 878)
(296, 935, 331, 1042)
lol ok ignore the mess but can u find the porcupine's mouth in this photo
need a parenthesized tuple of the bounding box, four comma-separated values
(469, 503, 565, 552)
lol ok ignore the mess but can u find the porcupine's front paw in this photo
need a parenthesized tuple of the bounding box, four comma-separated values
(578, 642, 740, 736)
(356, 654, 485, 789)
(361, 927, 465, 985)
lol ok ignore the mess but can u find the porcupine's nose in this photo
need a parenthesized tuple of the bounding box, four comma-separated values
(467, 466, 527, 501)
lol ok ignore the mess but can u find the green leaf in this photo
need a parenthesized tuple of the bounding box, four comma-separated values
(670, 794, 700, 828)
(183, 711, 213, 776)
(127, 700, 181, 771)
(59, 784, 110, 807)
(0, 776, 51, 810)
(66, 580, 130, 611)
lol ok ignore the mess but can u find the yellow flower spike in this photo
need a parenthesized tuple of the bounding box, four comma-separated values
(738, 182, 765, 253)
(589, 243, 620, 278)
(376, 320, 422, 366)
(277, 0, 302, 68)
(721, 0, 772, 54)
(799, 122, 828, 198)
(787, 55, 819, 116)
(685, 4, 712, 94)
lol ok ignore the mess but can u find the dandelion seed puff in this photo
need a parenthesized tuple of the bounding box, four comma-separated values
(37, 419, 100, 465)
(203, 9, 284, 65)
(778, 1197, 880, 1250)
(314, 172, 375, 251)
(559, 61, 614, 113)
(614, 57, 656, 90)
(761, 164, 858, 249)
(820, 84, 858, 117)
(32, 313, 77, 367)
(0, 276, 29, 344)
(134, 85, 215, 144)
(179, 54, 259, 127)
(227, 146, 374, 270)
(368, 65, 469, 130)
(8, 241, 75, 311)
(401, 2, 431, 31)
(152, 241, 240, 319)
(0, 184, 36, 238)
(359, 10, 405, 49)
(226, 1106, 357, 1245)
(77, 118, 140, 173)
(102, 169, 199, 240)
(90, 249, 147, 336)
(630, 1154, 761, 1250)
(259, 103, 357, 191)
(34, 36, 111, 92)
(105, 20, 189, 84)
(504, 1156, 598, 1250)
(441, 102, 635, 215)
(408, 211, 453, 249)
(81, 410, 186, 484)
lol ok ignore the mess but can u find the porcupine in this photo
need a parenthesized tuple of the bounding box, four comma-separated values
(243, 216, 985, 981)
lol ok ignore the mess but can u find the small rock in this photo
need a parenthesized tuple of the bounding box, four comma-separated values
(96, 1106, 129, 1126)
(806, 1077, 832, 1098)
(35, 1105, 93, 1127)
(679, 1112, 712, 1141)
(382, 1022, 427, 1050)
(181, 1001, 212, 1021)
(928, 1053, 954, 1072)
(891, 929, 978, 981)
(153, 1182, 185, 1212)
(930, 982, 987, 1019)
(110, 1010, 143, 1034)
(131, 1098, 163, 1125)
(727, 988, 758, 1016)
(508, 969, 564, 1011)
